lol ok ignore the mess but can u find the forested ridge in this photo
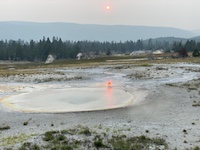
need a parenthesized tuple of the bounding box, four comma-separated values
(0, 37, 199, 61)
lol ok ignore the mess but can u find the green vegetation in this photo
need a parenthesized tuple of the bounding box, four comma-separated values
(0, 125, 169, 150)
(0, 54, 200, 79)
(193, 49, 200, 57)
(41, 130, 167, 150)
(43, 131, 59, 141)
(0, 125, 10, 131)
(192, 101, 200, 107)
(78, 126, 91, 136)
(0, 37, 200, 62)
(0, 133, 33, 147)
(94, 139, 105, 148)
(23, 122, 28, 126)
(19, 142, 40, 150)
(109, 135, 168, 150)
(194, 146, 200, 150)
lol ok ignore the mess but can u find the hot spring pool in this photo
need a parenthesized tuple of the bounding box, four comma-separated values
(1, 87, 134, 113)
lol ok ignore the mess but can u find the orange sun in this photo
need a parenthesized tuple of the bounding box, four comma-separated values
(106, 5, 110, 10)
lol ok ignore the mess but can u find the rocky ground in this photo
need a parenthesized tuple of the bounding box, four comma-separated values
(0, 63, 200, 149)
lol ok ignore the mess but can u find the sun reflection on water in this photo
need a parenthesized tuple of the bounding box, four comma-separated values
(106, 87, 114, 108)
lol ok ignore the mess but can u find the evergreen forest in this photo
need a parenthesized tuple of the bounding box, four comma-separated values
(0, 37, 199, 61)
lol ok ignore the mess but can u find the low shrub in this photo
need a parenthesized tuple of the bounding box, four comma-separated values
(0, 126, 10, 131)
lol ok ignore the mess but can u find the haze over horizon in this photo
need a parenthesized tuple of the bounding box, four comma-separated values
(0, 21, 198, 42)
(0, 0, 200, 30)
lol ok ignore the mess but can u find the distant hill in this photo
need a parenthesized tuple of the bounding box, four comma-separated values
(143, 37, 188, 45)
(191, 29, 200, 36)
(189, 36, 200, 42)
(149, 36, 200, 44)
(0, 21, 198, 42)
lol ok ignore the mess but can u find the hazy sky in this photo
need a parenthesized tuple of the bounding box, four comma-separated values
(0, 0, 200, 30)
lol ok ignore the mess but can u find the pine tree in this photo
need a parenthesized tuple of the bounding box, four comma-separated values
(192, 49, 200, 57)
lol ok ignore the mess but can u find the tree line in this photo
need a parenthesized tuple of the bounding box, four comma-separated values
(0, 37, 199, 61)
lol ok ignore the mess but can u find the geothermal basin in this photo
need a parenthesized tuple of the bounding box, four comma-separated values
(1, 87, 133, 113)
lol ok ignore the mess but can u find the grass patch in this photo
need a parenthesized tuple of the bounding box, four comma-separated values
(57, 134, 66, 141)
(165, 83, 177, 87)
(78, 127, 91, 136)
(94, 139, 105, 149)
(1, 55, 199, 71)
(51, 144, 73, 150)
(194, 146, 200, 150)
(109, 135, 168, 150)
(43, 131, 58, 141)
(0, 133, 33, 146)
(0, 126, 10, 131)
(0, 56, 199, 81)
(19, 142, 40, 150)
(0, 69, 42, 77)
(192, 101, 200, 107)
(1, 125, 169, 149)
(60, 129, 68, 134)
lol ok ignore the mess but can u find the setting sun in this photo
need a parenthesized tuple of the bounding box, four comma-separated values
(106, 5, 110, 10)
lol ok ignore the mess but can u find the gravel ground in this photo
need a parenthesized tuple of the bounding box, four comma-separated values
(0, 63, 200, 149)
